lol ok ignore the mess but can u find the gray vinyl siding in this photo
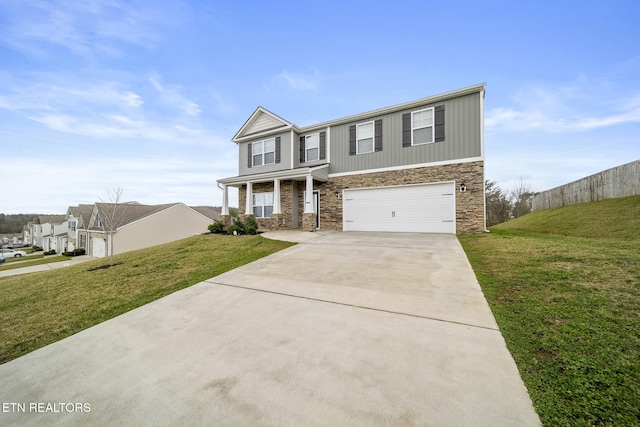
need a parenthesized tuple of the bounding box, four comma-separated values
(239, 131, 292, 176)
(328, 92, 482, 175)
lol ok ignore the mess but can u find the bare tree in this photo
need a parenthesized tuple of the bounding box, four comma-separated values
(510, 178, 534, 219)
(98, 188, 127, 266)
(485, 180, 512, 226)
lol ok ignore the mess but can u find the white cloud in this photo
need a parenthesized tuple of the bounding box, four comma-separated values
(0, 0, 183, 58)
(271, 69, 321, 91)
(149, 75, 201, 117)
(486, 79, 640, 133)
(0, 72, 224, 146)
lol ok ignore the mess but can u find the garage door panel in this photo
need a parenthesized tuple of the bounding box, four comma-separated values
(343, 182, 455, 233)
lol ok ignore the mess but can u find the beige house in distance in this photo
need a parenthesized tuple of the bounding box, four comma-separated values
(83, 203, 220, 258)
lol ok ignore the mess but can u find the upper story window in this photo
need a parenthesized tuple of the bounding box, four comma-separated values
(411, 108, 434, 145)
(299, 132, 326, 163)
(349, 120, 382, 156)
(402, 105, 445, 148)
(96, 215, 103, 228)
(252, 138, 275, 167)
(69, 220, 76, 231)
(357, 121, 374, 154)
(305, 133, 319, 162)
(248, 137, 280, 168)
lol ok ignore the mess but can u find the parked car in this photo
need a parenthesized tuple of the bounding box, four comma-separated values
(7, 243, 30, 248)
(0, 249, 27, 258)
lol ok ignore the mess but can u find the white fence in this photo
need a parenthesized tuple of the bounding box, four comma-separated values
(532, 159, 640, 211)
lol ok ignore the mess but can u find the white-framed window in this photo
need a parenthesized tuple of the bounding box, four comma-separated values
(96, 215, 103, 228)
(305, 133, 319, 162)
(411, 108, 434, 145)
(69, 220, 76, 231)
(356, 121, 374, 154)
(252, 138, 276, 167)
(253, 192, 274, 218)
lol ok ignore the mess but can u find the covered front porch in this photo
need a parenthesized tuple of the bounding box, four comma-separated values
(217, 165, 329, 232)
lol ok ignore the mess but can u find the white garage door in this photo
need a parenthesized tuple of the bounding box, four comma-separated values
(343, 182, 456, 233)
(92, 237, 106, 258)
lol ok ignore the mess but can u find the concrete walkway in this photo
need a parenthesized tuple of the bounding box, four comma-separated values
(0, 255, 94, 277)
(0, 232, 540, 426)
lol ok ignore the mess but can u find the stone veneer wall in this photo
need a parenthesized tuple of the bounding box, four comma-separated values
(236, 160, 484, 234)
(317, 160, 485, 234)
(239, 181, 297, 231)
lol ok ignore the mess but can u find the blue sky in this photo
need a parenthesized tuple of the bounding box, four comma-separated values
(1, 0, 639, 214)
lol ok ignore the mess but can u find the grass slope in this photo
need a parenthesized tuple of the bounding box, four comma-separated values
(492, 195, 640, 239)
(459, 196, 640, 426)
(0, 234, 294, 365)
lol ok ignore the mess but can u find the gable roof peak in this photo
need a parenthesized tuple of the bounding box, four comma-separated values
(232, 106, 297, 143)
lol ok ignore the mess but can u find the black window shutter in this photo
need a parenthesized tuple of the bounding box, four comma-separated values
(275, 137, 281, 163)
(349, 125, 356, 155)
(402, 113, 411, 147)
(434, 105, 445, 142)
(374, 119, 382, 152)
(319, 132, 326, 160)
(299, 136, 305, 162)
(247, 143, 252, 168)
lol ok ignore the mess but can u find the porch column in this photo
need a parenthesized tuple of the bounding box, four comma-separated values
(221, 184, 229, 216)
(273, 178, 281, 214)
(245, 182, 253, 215)
(304, 174, 314, 213)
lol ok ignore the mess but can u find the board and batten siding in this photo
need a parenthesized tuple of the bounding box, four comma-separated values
(238, 131, 292, 176)
(249, 114, 286, 135)
(327, 92, 482, 175)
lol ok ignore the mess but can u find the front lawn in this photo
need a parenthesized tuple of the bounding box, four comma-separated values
(459, 230, 640, 426)
(0, 234, 295, 364)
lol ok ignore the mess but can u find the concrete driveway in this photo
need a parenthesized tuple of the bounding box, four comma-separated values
(0, 232, 540, 426)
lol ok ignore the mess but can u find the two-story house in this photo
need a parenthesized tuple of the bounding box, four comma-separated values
(65, 204, 95, 252)
(39, 215, 67, 252)
(217, 83, 486, 234)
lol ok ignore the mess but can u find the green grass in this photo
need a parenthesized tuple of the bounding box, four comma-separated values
(493, 195, 640, 239)
(459, 196, 640, 426)
(0, 234, 295, 364)
(0, 254, 69, 270)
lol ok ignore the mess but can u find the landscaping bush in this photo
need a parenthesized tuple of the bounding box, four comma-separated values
(63, 248, 87, 256)
(32, 246, 43, 251)
(244, 216, 258, 235)
(43, 250, 56, 256)
(208, 219, 226, 234)
(226, 220, 244, 235)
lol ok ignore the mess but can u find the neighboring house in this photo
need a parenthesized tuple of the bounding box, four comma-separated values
(28, 220, 43, 248)
(38, 215, 67, 252)
(82, 202, 220, 258)
(217, 83, 486, 234)
(65, 204, 95, 252)
(22, 224, 32, 246)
